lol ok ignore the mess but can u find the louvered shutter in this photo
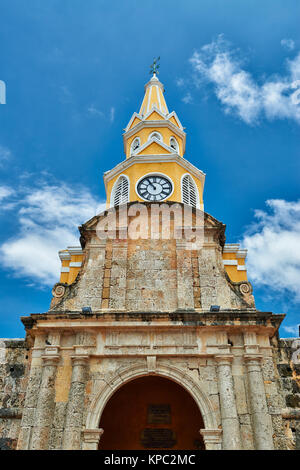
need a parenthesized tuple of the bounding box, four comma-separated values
(113, 177, 129, 206)
(182, 175, 197, 208)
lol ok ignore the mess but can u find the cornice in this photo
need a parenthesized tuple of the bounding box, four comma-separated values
(103, 154, 206, 191)
(123, 119, 186, 140)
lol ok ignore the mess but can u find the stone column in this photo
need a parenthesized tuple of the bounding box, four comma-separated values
(245, 354, 274, 450)
(62, 355, 89, 450)
(200, 429, 222, 450)
(30, 355, 60, 450)
(215, 354, 242, 450)
(82, 428, 104, 450)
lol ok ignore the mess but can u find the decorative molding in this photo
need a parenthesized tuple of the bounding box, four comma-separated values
(82, 428, 104, 443)
(60, 267, 70, 273)
(69, 262, 82, 268)
(223, 260, 238, 266)
(104, 154, 206, 191)
(86, 363, 219, 431)
(41, 355, 60, 366)
(199, 429, 222, 450)
(67, 246, 84, 255)
(52, 284, 66, 298)
(71, 355, 90, 366)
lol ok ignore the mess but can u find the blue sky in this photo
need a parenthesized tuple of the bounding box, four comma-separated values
(0, 0, 299, 337)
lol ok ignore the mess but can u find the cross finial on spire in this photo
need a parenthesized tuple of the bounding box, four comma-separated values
(150, 57, 160, 75)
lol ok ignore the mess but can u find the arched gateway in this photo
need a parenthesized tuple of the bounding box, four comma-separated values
(83, 364, 222, 450)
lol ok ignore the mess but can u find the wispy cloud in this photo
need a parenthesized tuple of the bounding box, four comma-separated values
(182, 92, 193, 104)
(0, 177, 105, 287)
(281, 38, 295, 51)
(0, 145, 12, 167)
(241, 199, 300, 301)
(0, 186, 14, 202)
(282, 324, 299, 336)
(110, 106, 115, 123)
(87, 104, 105, 118)
(187, 35, 300, 125)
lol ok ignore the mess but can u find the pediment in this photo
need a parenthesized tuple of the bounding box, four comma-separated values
(134, 138, 173, 156)
(145, 109, 165, 121)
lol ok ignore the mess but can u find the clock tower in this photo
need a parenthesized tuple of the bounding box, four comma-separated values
(104, 71, 204, 210)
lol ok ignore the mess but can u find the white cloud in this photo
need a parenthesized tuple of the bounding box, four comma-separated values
(241, 199, 300, 300)
(182, 92, 193, 104)
(282, 324, 299, 336)
(110, 106, 115, 123)
(87, 104, 104, 117)
(0, 145, 12, 166)
(281, 38, 295, 51)
(176, 78, 185, 87)
(0, 179, 105, 287)
(189, 35, 300, 125)
(0, 186, 14, 202)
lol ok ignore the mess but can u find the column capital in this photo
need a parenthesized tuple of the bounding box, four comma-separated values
(200, 429, 222, 449)
(244, 354, 263, 364)
(41, 355, 60, 367)
(215, 354, 234, 364)
(71, 355, 89, 366)
(82, 428, 104, 450)
(83, 428, 104, 443)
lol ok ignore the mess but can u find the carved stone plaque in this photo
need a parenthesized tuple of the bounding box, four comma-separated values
(141, 429, 176, 449)
(147, 404, 171, 424)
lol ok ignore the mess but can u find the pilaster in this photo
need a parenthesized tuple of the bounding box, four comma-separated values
(215, 353, 242, 450)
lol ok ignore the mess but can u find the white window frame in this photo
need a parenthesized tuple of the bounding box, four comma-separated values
(110, 174, 130, 207)
(181, 173, 200, 209)
(130, 137, 141, 155)
(170, 136, 179, 152)
(148, 131, 163, 142)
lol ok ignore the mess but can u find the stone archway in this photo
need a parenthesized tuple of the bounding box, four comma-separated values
(100, 375, 204, 450)
(83, 362, 222, 450)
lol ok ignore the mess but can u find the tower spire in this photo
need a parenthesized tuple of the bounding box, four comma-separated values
(139, 59, 169, 116)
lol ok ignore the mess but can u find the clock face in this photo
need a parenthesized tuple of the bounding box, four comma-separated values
(137, 175, 173, 201)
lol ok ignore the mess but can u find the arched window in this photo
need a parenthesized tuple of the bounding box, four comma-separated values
(149, 131, 162, 141)
(181, 174, 199, 208)
(111, 175, 129, 207)
(170, 137, 178, 152)
(131, 137, 140, 155)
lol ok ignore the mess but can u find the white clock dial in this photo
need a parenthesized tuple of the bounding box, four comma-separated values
(137, 175, 173, 201)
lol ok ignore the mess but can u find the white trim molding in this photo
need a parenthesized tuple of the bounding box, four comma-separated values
(60, 267, 70, 273)
(110, 174, 130, 207)
(104, 154, 206, 192)
(223, 260, 238, 266)
(181, 173, 200, 209)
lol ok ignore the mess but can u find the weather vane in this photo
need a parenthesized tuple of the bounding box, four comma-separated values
(150, 57, 160, 75)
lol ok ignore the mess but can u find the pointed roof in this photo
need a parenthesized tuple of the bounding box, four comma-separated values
(139, 73, 169, 117)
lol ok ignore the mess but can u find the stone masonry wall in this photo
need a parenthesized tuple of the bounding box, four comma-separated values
(272, 335, 300, 450)
(0, 339, 29, 450)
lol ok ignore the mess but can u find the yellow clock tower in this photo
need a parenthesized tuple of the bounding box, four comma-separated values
(104, 72, 205, 211)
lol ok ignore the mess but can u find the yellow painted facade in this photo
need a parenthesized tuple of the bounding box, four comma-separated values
(106, 161, 204, 208)
(125, 126, 184, 158)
